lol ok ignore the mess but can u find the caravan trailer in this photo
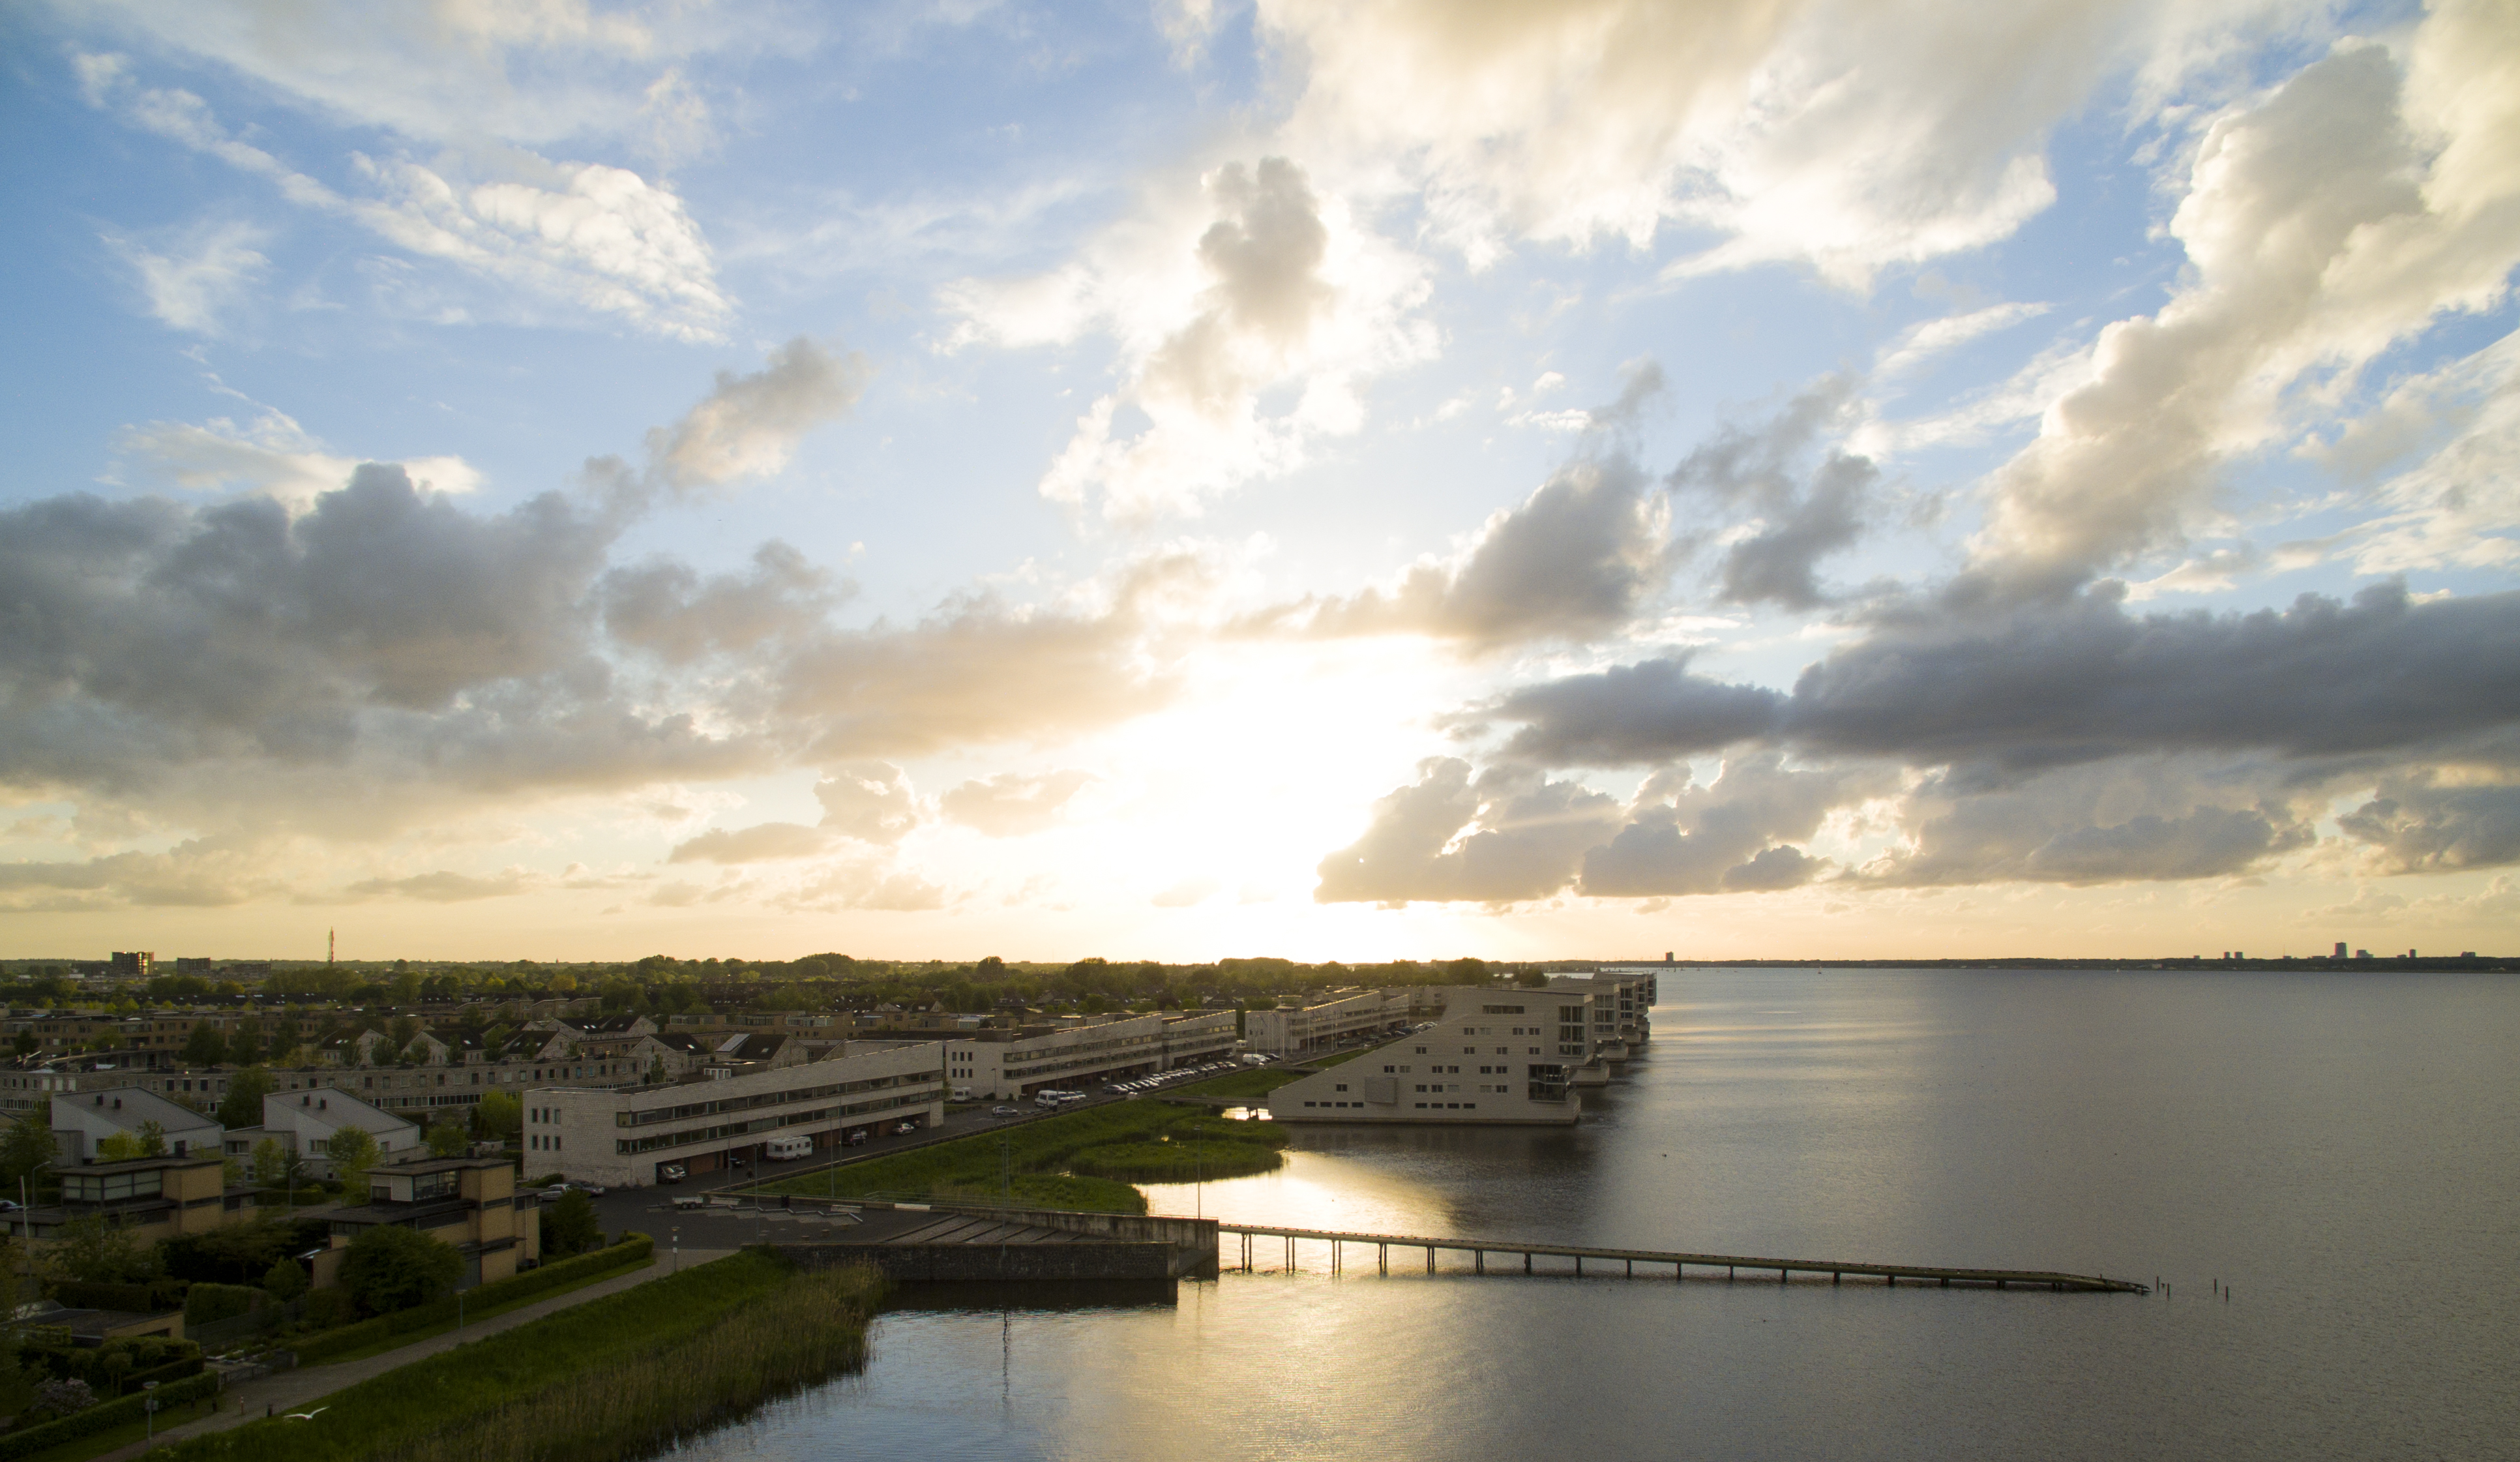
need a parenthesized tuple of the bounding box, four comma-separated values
(762, 1133, 815, 1161)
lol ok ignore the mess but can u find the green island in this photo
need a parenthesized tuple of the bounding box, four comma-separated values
(153, 1250, 879, 1462)
(747, 1049, 1365, 1212)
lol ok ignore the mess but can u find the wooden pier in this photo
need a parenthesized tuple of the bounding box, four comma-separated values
(1213, 1223, 2146, 1294)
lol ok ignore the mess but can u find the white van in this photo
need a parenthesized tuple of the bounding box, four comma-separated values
(763, 1133, 814, 1161)
(1033, 1089, 1087, 1109)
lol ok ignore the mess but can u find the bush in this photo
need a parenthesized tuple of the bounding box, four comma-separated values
(0, 1369, 218, 1461)
(47, 1279, 157, 1313)
(185, 1283, 263, 1325)
(341, 1226, 463, 1317)
(291, 1234, 654, 1365)
(540, 1189, 602, 1257)
(301, 1286, 357, 1331)
(264, 1256, 309, 1302)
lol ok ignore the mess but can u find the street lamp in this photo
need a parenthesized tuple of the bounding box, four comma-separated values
(142, 1381, 159, 1442)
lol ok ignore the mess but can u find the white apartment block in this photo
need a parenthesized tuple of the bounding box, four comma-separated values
(224, 1089, 421, 1178)
(50, 1087, 223, 1163)
(944, 1010, 1237, 1100)
(1549, 970, 1659, 1058)
(527, 1043, 947, 1189)
(1269, 987, 1594, 1126)
(1241, 990, 1412, 1057)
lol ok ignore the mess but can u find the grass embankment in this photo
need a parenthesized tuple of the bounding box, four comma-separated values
(1169, 1045, 1373, 1102)
(156, 1251, 880, 1462)
(750, 1101, 1289, 1211)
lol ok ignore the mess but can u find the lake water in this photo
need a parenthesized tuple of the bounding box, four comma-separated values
(675, 968, 2517, 1460)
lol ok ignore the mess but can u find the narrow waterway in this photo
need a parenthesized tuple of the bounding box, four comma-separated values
(672, 968, 2518, 1460)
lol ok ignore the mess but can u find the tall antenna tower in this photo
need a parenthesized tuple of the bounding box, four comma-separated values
(328, 928, 336, 964)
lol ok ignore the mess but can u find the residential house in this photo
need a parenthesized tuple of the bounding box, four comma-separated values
(310, 1156, 541, 1290)
(50, 1087, 222, 1163)
(223, 1089, 419, 1178)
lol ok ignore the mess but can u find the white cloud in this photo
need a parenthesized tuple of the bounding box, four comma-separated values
(947, 156, 1438, 519)
(645, 338, 870, 491)
(79, 56, 730, 340)
(117, 410, 483, 507)
(104, 220, 268, 333)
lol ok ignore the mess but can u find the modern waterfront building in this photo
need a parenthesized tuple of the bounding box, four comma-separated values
(1241, 990, 1412, 1057)
(530, 1042, 947, 1188)
(9, 1154, 259, 1247)
(943, 1010, 1237, 1100)
(1267, 987, 1595, 1125)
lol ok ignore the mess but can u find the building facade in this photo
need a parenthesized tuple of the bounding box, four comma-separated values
(530, 1043, 947, 1189)
(50, 1087, 223, 1163)
(943, 1010, 1236, 1100)
(310, 1156, 539, 1289)
(1267, 987, 1595, 1126)
(1241, 990, 1412, 1057)
(224, 1089, 421, 1178)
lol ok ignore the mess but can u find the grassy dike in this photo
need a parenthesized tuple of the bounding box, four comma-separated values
(155, 1252, 880, 1462)
(749, 1047, 1374, 1210)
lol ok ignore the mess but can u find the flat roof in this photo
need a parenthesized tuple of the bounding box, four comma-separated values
(377, 1155, 512, 1174)
(66, 1154, 224, 1174)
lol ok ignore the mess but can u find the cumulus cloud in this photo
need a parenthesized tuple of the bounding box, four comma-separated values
(1577, 754, 1886, 896)
(777, 856, 950, 912)
(949, 156, 1436, 518)
(1969, 19, 2520, 593)
(1314, 758, 1622, 905)
(1264, 0, 2258, 283)
(941, 770, 1095, 837)
(602, 541, 844, 664)
(814, 764, 921, 845)
(645, 338, 869, 491)
(0, 838, 285, 912)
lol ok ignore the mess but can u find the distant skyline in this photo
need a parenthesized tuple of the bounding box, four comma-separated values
(4, 0, 2517, 963)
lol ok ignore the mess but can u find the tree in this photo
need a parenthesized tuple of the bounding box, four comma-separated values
(424, 1118, 467, 1157)
(340, 1225, 462, 1315)
(226, 1023, 265, 1067)
(645, 1056, 668, 1086)
(218, 1067, 276, 1131)
(9, 1032, 35, 1059)
(540, 1189, 602, 1257)
(327, 1126, 379, 1198)
(267, 1014, 302, 1064)
(94, 1120, 167, 1163)
(262, 1255, 308, 1302)
(0, 1109, 54, 1200)
(42, 1214, 157, 1285)
(179, 1021, 228, 1066)
(250, 1137, 292, 1189)
(473, 1090, 522, 1141)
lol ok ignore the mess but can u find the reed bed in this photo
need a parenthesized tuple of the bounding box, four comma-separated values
(156, 1252, 878, 1462)
(370, 1262, 882, 1462)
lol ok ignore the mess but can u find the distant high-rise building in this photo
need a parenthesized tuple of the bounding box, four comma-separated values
(2334, 942, 2348, 959)
(110, 951, 153, 977)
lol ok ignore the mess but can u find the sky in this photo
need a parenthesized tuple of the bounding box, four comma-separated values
(3, 0, 2518, 964)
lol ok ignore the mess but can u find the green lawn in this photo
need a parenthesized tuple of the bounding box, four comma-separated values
(747, 1098, 1290, 1212)
(1168, 1044, 1376, 1101)
(302, 1257, 651, 1365)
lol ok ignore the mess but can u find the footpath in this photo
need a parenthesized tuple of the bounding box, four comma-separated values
(91, 1248, 738, 1461)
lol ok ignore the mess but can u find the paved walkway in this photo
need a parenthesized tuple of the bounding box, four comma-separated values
(95, 1249, 737, 1460)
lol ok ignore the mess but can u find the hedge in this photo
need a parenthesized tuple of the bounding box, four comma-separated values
(0, 1368, 220, 1461)
(128, 1356, 206, 1390)
(47, 1281, 157, 1313)
(291, 1234, 653, 1365)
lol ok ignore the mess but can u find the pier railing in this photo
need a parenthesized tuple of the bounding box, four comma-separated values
(1213, 1223, 2146, 1294)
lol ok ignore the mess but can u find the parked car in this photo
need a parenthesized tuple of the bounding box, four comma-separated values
(892, 1120, 918, 1135)
(991, 1105, 1021, 1117)
(658, 1163, 687, 1184)
(844, 1129, 869, 1146)
(567, 1180, 608, 1197)
(541, 1184, 569, 1200)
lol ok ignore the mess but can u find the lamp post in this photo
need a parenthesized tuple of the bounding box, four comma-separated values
(142, 1381, 158, 1442)
(670, 1225, 679, 1276)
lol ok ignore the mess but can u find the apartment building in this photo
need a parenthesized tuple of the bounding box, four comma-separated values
(50, 1087, 223, 1163)
(1241, 989, 1412, 1057)
(10, 1154, 258, 1246)
(224, 1089, 420, 1178)
(1268, 987, 1594, 1126)
(310, 1156, 539, 1289)
(943, 1009, 1237, 1100)
(529, 1042, 946, 1189)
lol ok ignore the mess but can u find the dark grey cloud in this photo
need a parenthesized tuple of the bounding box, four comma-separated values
(2339, 779, 2520, 873)
(1491, 582, 2520, 771)
(602, 541, 844, 665)
(1314, 758, 1622, 905)
(1852, 762, 2318, 888)
(1670, 375, 1874, 610)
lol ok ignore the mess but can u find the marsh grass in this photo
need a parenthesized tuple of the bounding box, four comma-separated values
(155, 1253, 880, 1462)
(1065, 1140, 1279, 1182)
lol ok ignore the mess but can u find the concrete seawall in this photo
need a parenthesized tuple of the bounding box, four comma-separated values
(777, 1240, 1179, 1285)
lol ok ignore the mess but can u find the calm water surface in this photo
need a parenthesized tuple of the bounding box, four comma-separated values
(677, 968, 2517, 1459)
